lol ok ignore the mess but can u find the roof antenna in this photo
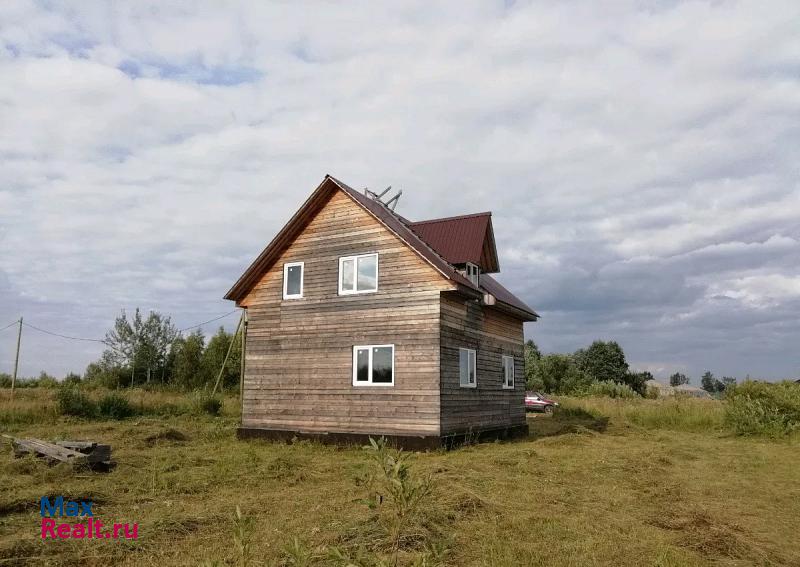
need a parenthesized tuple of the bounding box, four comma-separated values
(364, 185, 402, 211)
(384, 189, 402, 211)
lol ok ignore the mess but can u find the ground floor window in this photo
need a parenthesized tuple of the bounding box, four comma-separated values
(353, 344, 394, 386)
(459, 348, 477, 388)
(502, 355, 515, 389)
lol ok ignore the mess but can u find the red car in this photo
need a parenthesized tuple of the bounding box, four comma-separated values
(525, 391, 559, 413)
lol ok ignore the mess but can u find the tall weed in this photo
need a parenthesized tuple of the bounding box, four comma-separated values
(724, 380, 800, 437)
(559, 396, 725, 432)
(580, 380, 639, 399)
(363, 437, 434, 562)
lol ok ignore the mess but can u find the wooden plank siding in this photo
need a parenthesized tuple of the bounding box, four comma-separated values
(240, 190, 456, 436)
(439, 293, 526, 435)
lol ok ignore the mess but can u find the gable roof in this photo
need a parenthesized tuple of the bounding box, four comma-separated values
(331, 178, 478, 291)
(225, 175, 538, 321)
(409, 213, 499, 273)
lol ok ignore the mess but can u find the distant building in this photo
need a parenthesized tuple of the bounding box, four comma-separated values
(674, 384, 712, 399)
(645, 379, 712, 399)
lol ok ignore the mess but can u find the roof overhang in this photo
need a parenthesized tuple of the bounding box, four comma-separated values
(224, 177, 339, 303)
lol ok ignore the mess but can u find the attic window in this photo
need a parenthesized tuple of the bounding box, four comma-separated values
(465, 262, 480, 287)
(339, 253, 378, 295)
(283, 262, 304, 299)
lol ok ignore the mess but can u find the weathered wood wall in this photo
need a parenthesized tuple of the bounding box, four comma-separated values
(240, 190, 456, 436)
(439, 293, 526, 435)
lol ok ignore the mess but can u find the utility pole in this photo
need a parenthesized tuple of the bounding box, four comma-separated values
(211, 311, 244, 397)
(11, 317, 22, 397)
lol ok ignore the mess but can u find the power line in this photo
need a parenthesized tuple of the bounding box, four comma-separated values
(17, 309, 240, 345)
(22, 321, 107, 344)
(0, 320, 20, 332)
(178, 309, 239, 333)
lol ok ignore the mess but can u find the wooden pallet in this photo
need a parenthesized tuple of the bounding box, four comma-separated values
(4, 435, 113, 470)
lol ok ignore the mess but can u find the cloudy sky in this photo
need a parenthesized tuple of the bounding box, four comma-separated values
(1, 1, 798, 381)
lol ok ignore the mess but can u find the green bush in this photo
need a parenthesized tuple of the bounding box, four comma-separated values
(724, 380, 800, 436)
(528, 353, 592, 394)
(192, 392, 223, 416)
(34, 372, 60, 389)
(644, 384, 660, 399)
(63, 372, 82, 386)
(96, 392, 136, 420)
(581, 380, 639, 399)
(56, 387, 96, 418)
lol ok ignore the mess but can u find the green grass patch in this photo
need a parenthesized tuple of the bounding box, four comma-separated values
(0, 390, 799, 565)
(558, 396, 725, 433)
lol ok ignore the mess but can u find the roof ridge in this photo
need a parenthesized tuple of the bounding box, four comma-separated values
(410, 211, 492, 225)
(326, 177, 479, 290)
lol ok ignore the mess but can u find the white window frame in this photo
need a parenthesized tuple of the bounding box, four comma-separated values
(352, 344, 395, 387)
(282, 261, 304, 300)
(502, 355, 515, 389)
(338, 253, 379, 295)
(465, 262, 480, 287)
(459, 347, 477, 388)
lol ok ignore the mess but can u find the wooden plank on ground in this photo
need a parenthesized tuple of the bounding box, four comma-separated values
(10, 437, 88, 465)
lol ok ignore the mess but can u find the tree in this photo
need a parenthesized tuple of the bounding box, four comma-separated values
(721, 376, 736, 390)
(626, 370, 652, 396)
(574, 341, 629, 384)
(530, 353, 592, 394)
(669, 372, 690, 386)
(103, 308, 178, 386)
(700, 371, 726, 393)
(523, 340, 542, 389)
(141, 311, 179, 383)
(171, 330, 206, 389)
(84, 351, 128, 389)
(63, 372, 82, 386)
(203, 326, 242, 391)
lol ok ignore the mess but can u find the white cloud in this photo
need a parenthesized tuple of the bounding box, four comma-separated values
(1, 0, 799, 380)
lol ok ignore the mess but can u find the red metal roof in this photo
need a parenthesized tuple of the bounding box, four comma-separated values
(480, 274, 538, 319)
(408, 213, 499, 272)
(332, 179, 478, 290)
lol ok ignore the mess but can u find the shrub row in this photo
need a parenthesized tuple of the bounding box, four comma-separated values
(578, 380, 639, 399)
(56, 387, 223, 420)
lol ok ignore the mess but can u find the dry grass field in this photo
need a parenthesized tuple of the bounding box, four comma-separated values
(1, 389, 799, 566)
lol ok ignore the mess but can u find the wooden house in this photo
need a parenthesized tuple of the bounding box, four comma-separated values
(225, 175, 538, 448)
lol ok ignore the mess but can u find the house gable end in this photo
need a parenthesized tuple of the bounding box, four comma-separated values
(227, 176, 466, 306)
(408, 213, 500, 273)
(239, 188, 457, 307)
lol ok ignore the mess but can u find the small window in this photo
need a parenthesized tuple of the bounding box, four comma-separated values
(339, 253, 378, 294)
(502, 355, 515, 389)
(283, 262, 304, 299)
(466, 262, 480, 286)
(353, 345, 394, 386)
(459, 348, 477, 388)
